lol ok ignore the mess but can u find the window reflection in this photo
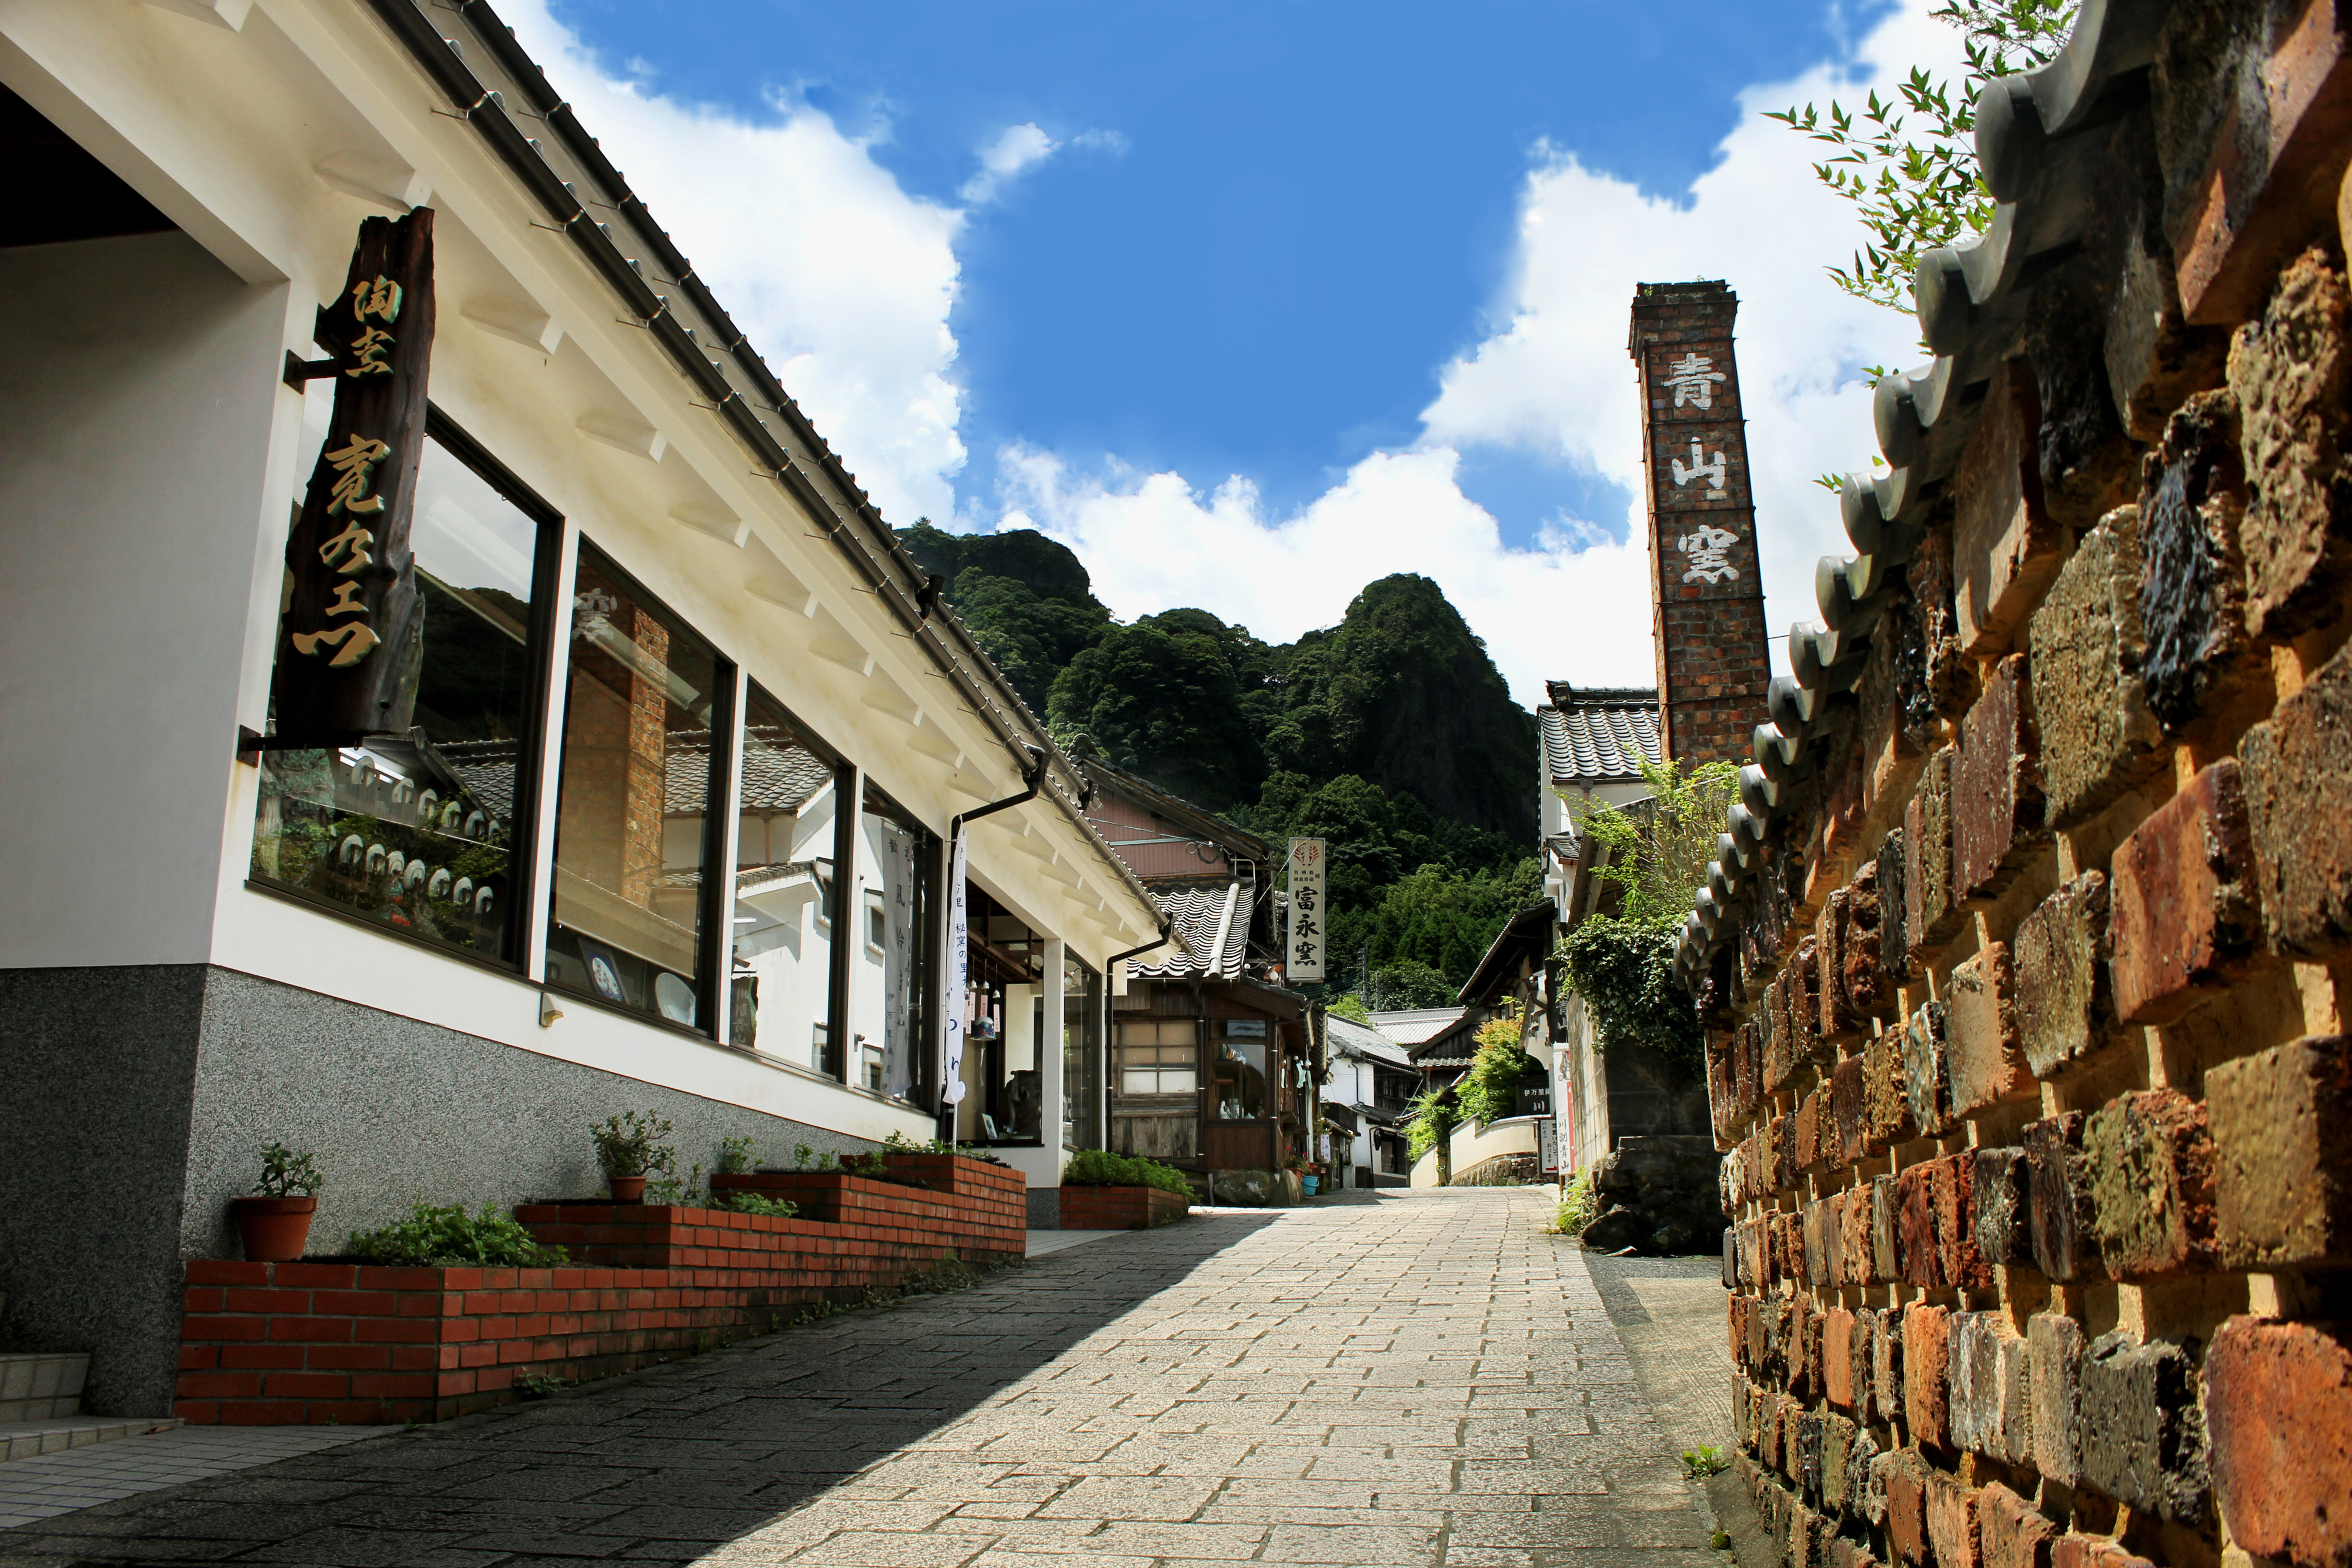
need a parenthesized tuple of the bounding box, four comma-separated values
(728, 686, 841, 1072)
(1211, 1018, 1269, 1120)
(250, 426, 547, 960)
(859, 782, 933, 1101)
(1063, 957, 1101, 1151)
(545, 544, 725, 1028)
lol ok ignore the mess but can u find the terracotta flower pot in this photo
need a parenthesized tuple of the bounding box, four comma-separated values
(230, 1195, 316, 1262)
(607, 1175, 647, 1203)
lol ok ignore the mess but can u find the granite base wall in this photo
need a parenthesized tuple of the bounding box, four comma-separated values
(0, 965, 209, 1420)
(2, 962, 886, 1417)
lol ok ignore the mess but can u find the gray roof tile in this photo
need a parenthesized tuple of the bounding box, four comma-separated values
(1538, 686, 1661, 784)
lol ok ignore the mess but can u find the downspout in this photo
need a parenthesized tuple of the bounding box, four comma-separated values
(935, 745, 1047, 1144)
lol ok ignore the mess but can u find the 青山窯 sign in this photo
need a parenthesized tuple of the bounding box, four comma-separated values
(271, 209, 436, 741)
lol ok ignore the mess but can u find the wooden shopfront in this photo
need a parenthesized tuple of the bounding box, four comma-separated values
(1111, 979, 1314, 1181)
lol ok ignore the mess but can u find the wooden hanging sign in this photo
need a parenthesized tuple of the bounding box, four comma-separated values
(269, 208, 436, 743)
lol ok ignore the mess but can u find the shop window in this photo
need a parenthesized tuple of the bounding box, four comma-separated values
(250, 417, 555, 961)
(1210, 1018, 1269, 1120)
(857, 780, 935, 1102)
(726, 682, 843, 1070)
(954, 882, 1044, 1142)
(1115, 1020, 1196, 1095)
(545, 543, 729, 1029)
(1063, 956, 1102, 1151)
(1112, 1017, 1198, 1161)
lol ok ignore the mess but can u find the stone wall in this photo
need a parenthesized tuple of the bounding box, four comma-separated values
(1685, 7, 2352, 1568)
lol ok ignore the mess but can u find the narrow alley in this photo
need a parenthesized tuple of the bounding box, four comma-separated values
(0, 1192, 1727, 1567)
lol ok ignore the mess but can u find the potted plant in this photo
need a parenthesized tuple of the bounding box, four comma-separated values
(593, 1111, 675, 1202)
(229, 1144, 322, 1261)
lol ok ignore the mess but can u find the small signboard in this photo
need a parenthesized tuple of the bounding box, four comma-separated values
(1538, 1116, 1559, 1176)
(1286, 837, 1325, 982)
(271, 209, 436, 742)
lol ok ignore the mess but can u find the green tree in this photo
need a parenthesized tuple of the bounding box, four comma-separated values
(1767, 1, 2077, 313)
(1047, 621, 1267, 811)
(1369, 959, 1456, 1009)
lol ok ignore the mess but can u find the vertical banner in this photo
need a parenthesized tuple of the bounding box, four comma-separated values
(272, 209, 437, 740)
(939, 825, 970, 1106)
(1287, 837, 1326, 982)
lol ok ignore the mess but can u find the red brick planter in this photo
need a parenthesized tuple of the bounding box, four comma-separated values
(1058, 1183, 1190, 1229)
(176, 1154, 1023, 1426)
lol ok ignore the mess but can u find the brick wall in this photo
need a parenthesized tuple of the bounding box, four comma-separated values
(177, 1155, 1024, 1424)
(1630, 280, 1773, 766)
(1696, 9, 2352, 1568)
(1057, 1184, 1191, 1229)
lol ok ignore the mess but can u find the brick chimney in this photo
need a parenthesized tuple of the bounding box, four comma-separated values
(1629, 280, 1772, 767)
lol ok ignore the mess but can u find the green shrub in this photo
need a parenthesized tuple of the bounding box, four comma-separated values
(592, 1111, 676, 1179)
(1553, 1169, 1598, 1235)
(1404, 1085, 1456, 1161)
(1061, 1149, 1194, 1197)
(255, 1142, 322, 1198)
(711, 1191, 799, 1219)
(348, 1203, 569, 1267)
(1454, 1021, 1541, 1128)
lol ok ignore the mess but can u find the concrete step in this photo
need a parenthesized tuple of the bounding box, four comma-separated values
(0, 1355, 87, 1420)
(1, 1417, 181, 1463)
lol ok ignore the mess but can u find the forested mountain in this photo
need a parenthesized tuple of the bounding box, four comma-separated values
(901, 521, 1543, 1002)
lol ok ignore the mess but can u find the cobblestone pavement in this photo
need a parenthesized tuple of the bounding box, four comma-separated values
(0, 1188, 1719, 1567)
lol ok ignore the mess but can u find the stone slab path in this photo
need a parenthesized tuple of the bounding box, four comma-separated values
(0, 1188, 1721, 1567)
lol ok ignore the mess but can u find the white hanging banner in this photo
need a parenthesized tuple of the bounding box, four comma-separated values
(940, 825, 970, 1105)
(1287, 837, 1326, 982)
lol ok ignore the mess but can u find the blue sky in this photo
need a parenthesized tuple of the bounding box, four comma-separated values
(519, 0, 1946, 702)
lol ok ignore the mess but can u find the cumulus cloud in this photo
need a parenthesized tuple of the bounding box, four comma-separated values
(960, 123, 1058, 203)
(987, 2, 1965, 708)
(499, 0, 969, 527)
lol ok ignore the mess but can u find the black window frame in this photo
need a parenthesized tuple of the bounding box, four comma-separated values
(542, 536, 736, 1039)
(243, 404, 564, 976)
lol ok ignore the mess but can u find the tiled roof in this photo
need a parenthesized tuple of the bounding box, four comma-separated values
(660, 731, 834, 815)
(1538, 686, 1661, 784)
(434, 738, 519, 818)
(1327, 1014, 1413, 1068)
(1366, 1007, 1470, 1047)
(1132, 881, 1248, 981)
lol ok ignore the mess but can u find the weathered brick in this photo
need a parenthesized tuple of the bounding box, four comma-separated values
(1979, 1481, 2059, 1568)
(1896, 1161, 1944, 1289)
(2014, 872, 2114, 1080)
(1865, 1028, 1919, 1155)
(2029, 1312, 2086, 1487)
(1955, 655, 2047, 900)
(2229, 246, 2352, 640)
(1845, 859, 1895, 1019)
(1850, 1306, 1877, 1422)
(1925, 1469, 1983, 1568)
(1847, 1183, 1877, 1288)
(1874, 1304, 1905, 1431)
(1824, 1188, 1846, 1286)
(2241, 638, 2352, 962)
(2205, 1315, 2352, 1568)
(1882, 1447, 1933, 1567)
(1825, 1308, 1857, 1412)
(1819, 1410, 1857, 1516)
(1954, 360, 2065, 654)
(1833, 1056, 1868, 1168)
(1905, 1303, 1953, 1449)
(2024, 1112, 2103, 1283)
(1872, 1174, 1900, 1284)
(2086, 1088, 2219, 1281)
(2049, 1536, 2154, 1568)
(2109, 758, 2261, 1025)
(1973, 1147, 2032, 1268)
(2139, 387, 2259, 733)
(1946, 942, 2031, 1118)
(1950, 1312, 2030, 1462)
(1794, 1090, 1823, 1176)
(1937, 1152, 1990, 1290)
(1819, 888, 1861, 1040)
(1880, 827, 1912, 984)
(2076, 1331, 2210, 1524)
(1902, 1001, 1953, 1139)
(2031, 506, 2164, 827)
(1847, 1423, 1883, 1524)
(1906, 747, 1963, 959)
(1803, 1199, 1827, 1288)
(2209, 1033, 2352, 1269)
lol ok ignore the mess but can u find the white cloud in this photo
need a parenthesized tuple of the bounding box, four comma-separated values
(961, 123, 1058, 204)
(498, 0, 969, 527)
(986, 2, 1966, 709)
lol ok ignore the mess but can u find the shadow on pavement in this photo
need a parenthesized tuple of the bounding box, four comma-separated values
(0, 1213, 1282, 1567)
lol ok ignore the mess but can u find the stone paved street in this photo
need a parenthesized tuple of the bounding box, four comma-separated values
(0, 1189, 1721, 1567)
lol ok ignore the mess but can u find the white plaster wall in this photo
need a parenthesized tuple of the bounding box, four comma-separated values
(0, 232, 284, 968)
